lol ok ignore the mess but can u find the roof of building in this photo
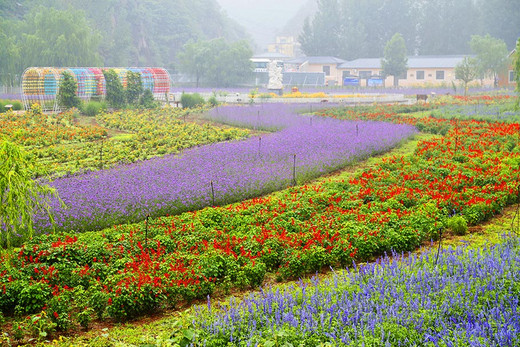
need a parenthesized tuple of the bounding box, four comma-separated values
(338, 55, 471, 69)
(285, 56, 347, 65)
(252, 52, 291, 60)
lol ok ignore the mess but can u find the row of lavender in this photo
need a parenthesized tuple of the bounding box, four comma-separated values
(192, 238, 520, 346)
(34, 104, 416, 234)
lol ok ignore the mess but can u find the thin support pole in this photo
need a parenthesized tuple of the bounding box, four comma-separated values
(435, 228, 443, 266)
(211, 181, 215, 206)
(145, 214, 150, 251)
(292, 154, 297, 186)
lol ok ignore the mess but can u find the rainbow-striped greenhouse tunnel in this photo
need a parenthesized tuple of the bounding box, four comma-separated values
(21, 67, 171, 111)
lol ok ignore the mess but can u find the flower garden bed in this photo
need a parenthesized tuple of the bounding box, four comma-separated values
(1, 96, 520, 341)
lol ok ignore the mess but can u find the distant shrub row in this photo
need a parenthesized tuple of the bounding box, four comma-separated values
(0, 100, 23, 113)
(181, 93, 219, 109)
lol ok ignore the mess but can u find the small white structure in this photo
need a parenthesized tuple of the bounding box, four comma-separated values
(267, 61, 283, 92)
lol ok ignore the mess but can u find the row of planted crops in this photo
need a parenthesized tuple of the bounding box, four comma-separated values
(0, 105, 249, 178)
(1, 95, 519, 344)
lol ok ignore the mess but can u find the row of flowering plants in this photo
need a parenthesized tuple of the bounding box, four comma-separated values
(0, 107, 106, 147)
(1, 96, 519, 338)
(1, 106, 250, 177)
(31, 104, 415, 235)
(189, 237, 520, 345)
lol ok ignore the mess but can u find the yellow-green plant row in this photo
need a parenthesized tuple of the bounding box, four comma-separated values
(1, 107, 250, 177)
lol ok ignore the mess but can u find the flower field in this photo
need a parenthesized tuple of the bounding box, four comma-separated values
(191, 238, 520, 346)
(0, 107, 249, 177)
(33, 105, 415, 234)
(1, 96, 520, 341)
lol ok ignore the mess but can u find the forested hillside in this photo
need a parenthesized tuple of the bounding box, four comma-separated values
(299, 0, 520, 59)
(0, 0, 246, 86)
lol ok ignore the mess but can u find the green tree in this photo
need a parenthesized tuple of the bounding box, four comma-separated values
(470, 34, 509, 87)
(299, 0, 342, 57)
(0, 20, 21, 89)
(177, 40, 210, 88)
(177, 38, 253, 87)
(455, 57, 479, 95)
(57, 71, 81, 109)
(103, 69, 126, 109)
(382, 33, 408, 87)
(19, 6, 102, 68)
(140, 89, 157, 109)
(126, 71, 143, 106)
(0, 141, 61, 248)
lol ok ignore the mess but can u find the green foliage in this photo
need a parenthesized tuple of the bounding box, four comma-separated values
(0, 141, 62, 248)
(177, 39, 253, 87)
(0, 100, 22, 113)
(18, 6, 102, 68)
(15, 282, 51, 315)
(298, 0, 520, 59)
(448, 215, 468, 236)
(470, 34, 509, 86)
(83, 101, 106, 117)
(140, 89, 157, 109)
(207, 95, 219, 107)
(381, 33, 408, 87)
(103, 69, 126, 109)
(181, 93, 205, 109)
(299, 0, 342, 57)
(58, 71, 81, 109)
(11, 100, 22, 110)
(126, 71, 143, 106)
(455, 57, 479, 96)
(26, 311, 56, 341)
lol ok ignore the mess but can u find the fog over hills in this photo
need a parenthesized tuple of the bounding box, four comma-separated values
(216, 0, 314, 51)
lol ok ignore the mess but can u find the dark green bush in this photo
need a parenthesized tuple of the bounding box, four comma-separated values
(12, 101, 23, 110)
(83, 101, 106, 117)
(140, 89, 157, 109)
(207, 95, 219, 107)
(181, 93, 205, 109)
(448, 215, 468, 235)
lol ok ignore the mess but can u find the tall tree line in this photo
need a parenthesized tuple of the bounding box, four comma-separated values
(0, 0, 247, 86)
(299, 0, 520, 59)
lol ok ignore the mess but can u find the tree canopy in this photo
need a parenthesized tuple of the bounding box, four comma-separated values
(57, 71, 81, 109)
(0, 0, 247, 85)
(177, 39, 253, 87)
(381, 33, 408, 87)
(455, 57, 479, 95)
(299, 0, 520, 59)
(470, 34, 509, 87)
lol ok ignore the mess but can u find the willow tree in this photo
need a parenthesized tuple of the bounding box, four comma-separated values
(0, 140, 61, 248)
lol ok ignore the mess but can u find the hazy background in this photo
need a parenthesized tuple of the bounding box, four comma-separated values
(217, 0, 315, 51)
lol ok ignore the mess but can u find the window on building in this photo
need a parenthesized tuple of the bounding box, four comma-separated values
(416, 71, 425, 80)
(436, 71, 445, 80)
(510, 70, 516, 83)
(359, 71, 372, 79)
(323, 66, 331, 76)
(342, 71, 352, 78)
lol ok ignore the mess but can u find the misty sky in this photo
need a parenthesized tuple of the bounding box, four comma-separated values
(216, 0, 305, 50)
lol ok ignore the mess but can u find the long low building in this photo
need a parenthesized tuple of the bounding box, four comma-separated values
(283, 55, 497, 88)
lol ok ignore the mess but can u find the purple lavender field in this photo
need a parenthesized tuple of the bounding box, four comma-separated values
(194, 239, 520, 345)
(35, 104, 416, 233)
